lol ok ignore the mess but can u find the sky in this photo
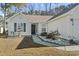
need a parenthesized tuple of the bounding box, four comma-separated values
(33, 3, 70, 10)
(0, 3, 70, 16)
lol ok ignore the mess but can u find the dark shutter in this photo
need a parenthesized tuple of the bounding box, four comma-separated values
(14, 23, 17, 32)
(24, 23, 26, 32)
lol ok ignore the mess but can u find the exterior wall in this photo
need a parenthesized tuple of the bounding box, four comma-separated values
(37, 22, 47, 35)
(37, 23, 42, 35)
(47, 5, 79, 40)
(6, 14, 31, 36)
(47, 15, 72, 39)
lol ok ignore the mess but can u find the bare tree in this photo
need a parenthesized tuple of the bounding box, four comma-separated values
(43, 3, 48, 15)
(27, 3, 35, 14)
(49, 3, 52, 11)
(38, 3, 41, 15)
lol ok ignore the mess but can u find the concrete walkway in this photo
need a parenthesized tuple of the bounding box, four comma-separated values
(32, 35, 59, 47)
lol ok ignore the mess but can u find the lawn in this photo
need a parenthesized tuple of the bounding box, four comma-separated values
(0, 47, 79, 56)
(0, 37, 23, 50)
(0, 37, 79, 56)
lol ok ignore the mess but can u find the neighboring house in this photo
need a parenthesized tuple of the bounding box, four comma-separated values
(0, 16, 3, 34)
(47, 4, 79, 40)
(6, 13, 52, 36)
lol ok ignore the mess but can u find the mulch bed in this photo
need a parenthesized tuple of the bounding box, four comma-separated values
(16, 36, 47, 49)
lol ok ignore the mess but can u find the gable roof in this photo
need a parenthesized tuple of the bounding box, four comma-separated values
(48, 3, 79, 21)
(25, 15, 52, 23)
(6, 13, 52, 23)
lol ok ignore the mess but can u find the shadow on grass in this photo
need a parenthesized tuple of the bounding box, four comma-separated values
(16, 36, 47, 49)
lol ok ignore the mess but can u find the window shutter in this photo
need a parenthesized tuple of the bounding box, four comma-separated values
(14, 23, 17, 32)
(24, 23, 26, 32)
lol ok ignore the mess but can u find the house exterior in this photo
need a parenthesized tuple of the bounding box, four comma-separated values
(0, 16, 3, 33)
(47, 4, 79, 41)
(6, 13, 52, 36)
(4, 3, 79, 41)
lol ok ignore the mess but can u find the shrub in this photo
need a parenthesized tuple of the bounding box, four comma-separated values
(40, 32, 47, 36)
(69, 39, 77, 45)
(52, 36, 56, 40)
(46, 33, 52, 39)
(46, 30, 60, 40)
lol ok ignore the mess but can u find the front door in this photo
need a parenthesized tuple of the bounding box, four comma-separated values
(31, 24, 36, 35)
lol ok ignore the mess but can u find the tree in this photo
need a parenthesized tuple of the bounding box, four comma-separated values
(43, 3, 48, 15)
(12, 3, 26, 13)
(0, 3, 12, 34)
(49, 3, 52, 11)
(38, 3, 41, 15)
(27, 4, 35, 14)
(0, 3, 26, 34)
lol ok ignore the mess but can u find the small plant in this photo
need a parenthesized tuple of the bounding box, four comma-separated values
(40, 32, 47, 36)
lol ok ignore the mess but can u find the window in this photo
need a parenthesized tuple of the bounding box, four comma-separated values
(24, 23, 26, 32)
(42, 28, 46, 32)
(14, 23, 17, 32)
(14, 23, 26, 32)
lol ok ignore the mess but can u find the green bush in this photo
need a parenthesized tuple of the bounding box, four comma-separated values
(69, 39, 77, 45)
(40, 32, 47, 36)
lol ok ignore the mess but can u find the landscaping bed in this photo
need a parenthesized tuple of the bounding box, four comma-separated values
(40, 31, 78, 46)
(39, 36, 70, 46)
(16, 36, 47, 49)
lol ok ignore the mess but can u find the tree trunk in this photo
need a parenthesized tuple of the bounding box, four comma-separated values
(3, 3, 6, 34)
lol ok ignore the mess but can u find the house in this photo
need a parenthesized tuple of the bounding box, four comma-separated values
(47, 4, 79, 41)
(4, 3, 79, 41)
(0, 16, 3, 33)
(6, 13, 52, 36)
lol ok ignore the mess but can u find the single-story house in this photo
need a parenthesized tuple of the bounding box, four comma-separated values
(1, 3, 79, 41)
(47, 4, 79, 40)
(6, 13, 52, 36)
